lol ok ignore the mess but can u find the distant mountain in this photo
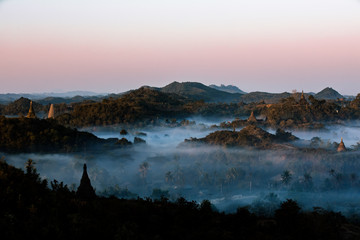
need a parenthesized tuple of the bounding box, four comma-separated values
(240, 92, 291, 104)
(208, 84, 246, 94)
(0, 93, 38, 104)
(36, 95, 102, 105)
(50, 91, 102, 97)
(314, 87, 343, 100)
(159, 81, 243, 102)
(0, 91, 106, 104)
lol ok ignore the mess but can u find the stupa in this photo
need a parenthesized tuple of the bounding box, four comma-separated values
(299, 91, 308, 105)
(48, 104, 55, 119)
(247, 111, 257, 123)
(337, 138, 346, 152)
(26, 101, 36, 118)
(76, 164, 96, 199)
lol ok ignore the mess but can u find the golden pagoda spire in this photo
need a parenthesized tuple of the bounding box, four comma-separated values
(48, 104, 55, 119)
(26, 101, 36, 118)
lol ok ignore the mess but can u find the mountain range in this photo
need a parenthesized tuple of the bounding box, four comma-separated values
(208, 84, 246, 94)
(0, 82, 347, 106)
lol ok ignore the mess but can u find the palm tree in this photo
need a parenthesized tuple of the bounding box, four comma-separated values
(281, 170, 292, 186)
(139, 162, 149, 179)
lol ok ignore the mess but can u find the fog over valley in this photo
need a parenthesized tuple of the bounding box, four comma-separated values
(3, 117, 360, 215)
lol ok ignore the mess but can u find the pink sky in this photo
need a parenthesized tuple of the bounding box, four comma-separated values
(0, 0, 360, 94)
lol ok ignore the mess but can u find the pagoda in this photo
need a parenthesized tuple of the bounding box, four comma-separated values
(247, 111, 257, 123)
(337, 138, 346, 152)
(48, 104, 55, 119)
(76, 164, 96, 199)
(299, 91, 308, 106)
(26, 101, 37, 118)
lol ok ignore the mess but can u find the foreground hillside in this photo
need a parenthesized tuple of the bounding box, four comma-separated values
(1, 159, 359, 240)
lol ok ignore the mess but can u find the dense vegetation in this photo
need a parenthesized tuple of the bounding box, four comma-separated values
(0, 117, 117, 153)
(186, 125, 298, 149)
(1, 159, 360, 240)
(218, 94, 360, 130)
(54, 90, 360, 128)
(0, 97, 45, 116)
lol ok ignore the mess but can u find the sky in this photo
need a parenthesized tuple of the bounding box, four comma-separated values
(0, 0, 360, 95)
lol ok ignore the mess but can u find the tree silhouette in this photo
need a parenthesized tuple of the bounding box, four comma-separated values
(281, 170, 292, 186)
(139, 162, 149, 180)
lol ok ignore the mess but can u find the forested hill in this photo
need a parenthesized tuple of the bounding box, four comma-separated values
(159, 81, 244, 102)
(56, 87, 193, 127)
(186, 125, 298, 149)
(0, 117, 117, 153)
(315, 87, 344, 100)
(1, 97, 44, 116)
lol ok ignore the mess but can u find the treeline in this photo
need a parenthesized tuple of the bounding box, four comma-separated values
(1, 159, 360, 240)
(0, 117, 115, 153)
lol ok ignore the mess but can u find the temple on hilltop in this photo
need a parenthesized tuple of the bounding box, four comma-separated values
(48, 104, 55, 119)
(76, 164, 96, 199)
(247, 111, 257, 123)
(337, 138, 346, 152)
(26, 101, 37, 118)
(299, 91, 308, 106)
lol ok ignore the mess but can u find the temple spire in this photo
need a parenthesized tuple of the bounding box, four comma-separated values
(247, 111, 257, 123)
(26, 101, 36, 118)
(299, 90, 308, 105)
(76, 164, 96, 199)
(48, 104, 55, 119)
(337, 138, 346, 152)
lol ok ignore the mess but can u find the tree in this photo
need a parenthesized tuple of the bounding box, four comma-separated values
(151, 188, 169, 200)
(25, 159, 41, 183)
(139, 162, 149, 180)
(275, 199, 301, 225)
(350, 173, 358, 187)
(165, 171, 174, 184)
(281, 170, 292, 186)
(303, 172, 313, 190)
(225, 167, 239, 185)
